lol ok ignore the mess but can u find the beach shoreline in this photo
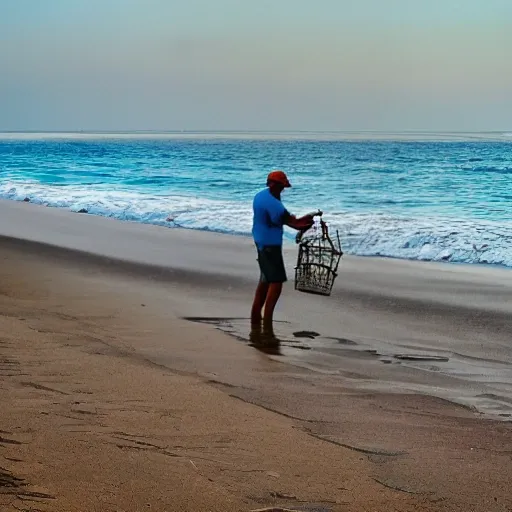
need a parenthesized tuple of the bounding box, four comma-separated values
(2, 193, 511, 270)
(1, 197, 510, 274)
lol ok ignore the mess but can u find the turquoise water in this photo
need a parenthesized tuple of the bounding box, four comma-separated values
(0, 132, 511, 267)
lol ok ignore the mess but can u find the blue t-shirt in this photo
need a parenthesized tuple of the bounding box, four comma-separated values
(252, 188, 289, 248)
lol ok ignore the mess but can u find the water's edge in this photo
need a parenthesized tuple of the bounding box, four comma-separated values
(2, 195, 511, 271)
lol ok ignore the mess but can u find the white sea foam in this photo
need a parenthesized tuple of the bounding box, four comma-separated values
(327, 212, 512, 267)
(2, 181, 511, 267)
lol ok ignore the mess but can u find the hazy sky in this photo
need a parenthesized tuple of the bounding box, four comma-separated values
(1, 0, 511, 131)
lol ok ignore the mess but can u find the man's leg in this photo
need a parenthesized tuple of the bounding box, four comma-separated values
(253, 245, 286, 330)
(262, 282, 283, 330)
(251, 280, 269, 325)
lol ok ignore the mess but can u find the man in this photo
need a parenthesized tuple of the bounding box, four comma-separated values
(251, 170, 315, 331)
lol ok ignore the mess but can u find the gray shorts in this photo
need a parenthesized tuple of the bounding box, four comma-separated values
(256, 245, 287, 283)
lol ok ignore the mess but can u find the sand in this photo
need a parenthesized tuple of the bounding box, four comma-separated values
(1, 199, 511, 511)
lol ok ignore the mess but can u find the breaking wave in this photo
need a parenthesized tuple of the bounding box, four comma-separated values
(1, 180, 511, 267)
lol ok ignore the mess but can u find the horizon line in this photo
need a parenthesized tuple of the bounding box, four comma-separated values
(1, 129, 511, 134)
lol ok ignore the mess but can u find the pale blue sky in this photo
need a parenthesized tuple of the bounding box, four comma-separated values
(1, 0, 511, 131)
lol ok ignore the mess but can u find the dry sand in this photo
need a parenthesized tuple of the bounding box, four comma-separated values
(1, 200, 512, 511)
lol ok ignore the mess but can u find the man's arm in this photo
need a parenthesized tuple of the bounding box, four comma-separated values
(282, 210, 314, 231)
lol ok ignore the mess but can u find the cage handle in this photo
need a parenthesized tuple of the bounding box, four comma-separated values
(320, 219, 343, 256)
(320, 219, 336, 251)
(320, 218, 328, 239)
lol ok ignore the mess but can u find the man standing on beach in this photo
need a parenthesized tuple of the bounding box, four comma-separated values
(251, 170, 314, 331)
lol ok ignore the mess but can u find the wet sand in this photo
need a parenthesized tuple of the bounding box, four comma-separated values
(2, 199, 512, 416)
(1, 199, 512, 511)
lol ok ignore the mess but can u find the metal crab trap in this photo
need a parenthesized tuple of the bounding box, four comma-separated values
(294, 214, 343, 296)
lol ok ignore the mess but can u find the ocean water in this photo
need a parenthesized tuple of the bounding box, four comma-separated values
(0, 132, 511, 267)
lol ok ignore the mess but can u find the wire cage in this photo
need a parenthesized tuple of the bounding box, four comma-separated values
(294, 218, 343, 296)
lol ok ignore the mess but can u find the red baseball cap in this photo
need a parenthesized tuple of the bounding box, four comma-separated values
(267, 170, 291, 188)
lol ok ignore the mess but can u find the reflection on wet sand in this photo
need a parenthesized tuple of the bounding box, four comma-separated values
(249, 324, 282, 355)
(184, 316, 512, 419)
